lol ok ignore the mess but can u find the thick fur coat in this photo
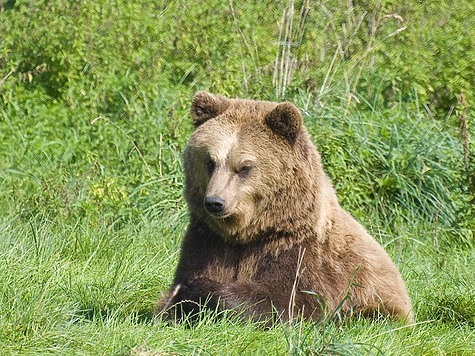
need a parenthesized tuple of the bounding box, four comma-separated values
(158, 91, 413, 323)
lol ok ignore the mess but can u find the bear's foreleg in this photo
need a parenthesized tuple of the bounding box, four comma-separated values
(158, 278, 283, 324)
(157, 278, 223, 322)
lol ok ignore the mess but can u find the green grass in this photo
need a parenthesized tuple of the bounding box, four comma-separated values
(1, 0, 474, 354)
(1, 214, 474, 354)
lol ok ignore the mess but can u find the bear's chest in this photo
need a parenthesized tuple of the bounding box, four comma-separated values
(200, 247, 262, 283)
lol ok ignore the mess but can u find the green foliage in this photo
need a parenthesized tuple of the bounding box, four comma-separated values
(277, 0, 475, 115)
(0, 0, 474, 353)
(303, 93, 472, 246)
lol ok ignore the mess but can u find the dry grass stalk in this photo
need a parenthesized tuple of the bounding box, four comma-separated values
(457, 93, 470, 168)
(273, 0, 310, 98)
(288, 246, 306, 321)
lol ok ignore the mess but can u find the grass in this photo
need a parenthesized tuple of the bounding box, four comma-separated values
(1, 0, 474, 354)
(1, 214, 474, 354)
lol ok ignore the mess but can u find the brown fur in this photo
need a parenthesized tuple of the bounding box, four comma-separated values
(157, 91, 413, 324)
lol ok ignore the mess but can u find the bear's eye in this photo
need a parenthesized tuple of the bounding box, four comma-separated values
(206, 158, 216, 175)
(236, 165, 253, 178)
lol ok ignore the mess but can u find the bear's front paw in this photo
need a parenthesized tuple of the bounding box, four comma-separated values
(157, 278, 225, 322)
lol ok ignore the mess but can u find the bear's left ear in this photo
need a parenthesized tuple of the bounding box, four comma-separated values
(191, 91, 229, 127)
(265, 102, 302, 144)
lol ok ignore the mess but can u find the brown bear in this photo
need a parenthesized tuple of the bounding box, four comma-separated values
(157, 91, 413, 324)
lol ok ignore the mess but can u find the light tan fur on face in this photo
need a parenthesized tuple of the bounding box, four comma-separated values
(185, 119, 265, 241)
(205, 129, 238, 165)
(201, 130, 240, 215)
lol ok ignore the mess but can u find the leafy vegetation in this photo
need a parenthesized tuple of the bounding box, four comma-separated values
(1, 0, 474, 354)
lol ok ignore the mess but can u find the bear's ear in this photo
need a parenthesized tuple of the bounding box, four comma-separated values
(265, 102, 302, 144)
(191, 91, 229, 127)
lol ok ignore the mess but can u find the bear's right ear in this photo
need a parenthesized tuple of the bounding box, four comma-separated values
(265, 102, 302, 144)
(191, 91, 229, 127)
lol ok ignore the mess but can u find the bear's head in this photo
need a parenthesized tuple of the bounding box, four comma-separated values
(184, 91, 324, 244)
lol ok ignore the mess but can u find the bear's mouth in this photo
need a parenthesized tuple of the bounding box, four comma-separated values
(207, 211, 232, 219)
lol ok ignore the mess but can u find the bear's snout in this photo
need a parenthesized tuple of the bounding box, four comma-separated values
(204, 196, 226, 215)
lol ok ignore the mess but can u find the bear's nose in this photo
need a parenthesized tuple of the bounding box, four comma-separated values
(204, 196, 225, 214)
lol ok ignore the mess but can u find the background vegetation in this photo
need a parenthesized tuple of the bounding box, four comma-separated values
(1, 0, 474, 354)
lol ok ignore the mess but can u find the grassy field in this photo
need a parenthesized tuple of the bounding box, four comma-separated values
(1, 0, 474, 354)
